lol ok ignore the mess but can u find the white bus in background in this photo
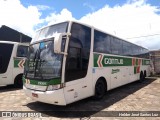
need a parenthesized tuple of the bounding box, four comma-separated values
(23, 21, 151, 105)
(0, 41, 28, 88)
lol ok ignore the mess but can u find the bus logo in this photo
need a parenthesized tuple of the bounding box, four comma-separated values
(18, 59, 25, 68)
(97, 54, 103, 67)
(96, 54, 124, 67)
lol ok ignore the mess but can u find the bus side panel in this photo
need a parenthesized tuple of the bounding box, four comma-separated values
(63, 65, 93, 104)
(111, 66, 130, 88)
(12, 44, 28, 85)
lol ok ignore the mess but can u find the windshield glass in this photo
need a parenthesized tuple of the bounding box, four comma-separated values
(25, 39, 63, 80)
(31, 22, 68, 44)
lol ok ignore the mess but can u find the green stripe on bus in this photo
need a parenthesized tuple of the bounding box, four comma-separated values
(94, 53, 132, 67)
(14, 58, 25, 68)
(24, 78, 61, 86)
(94, 53, 150, 67)
(142, 59, 150, 65)
(14, 59, 20, 67)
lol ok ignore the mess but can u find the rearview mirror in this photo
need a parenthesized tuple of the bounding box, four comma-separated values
(54, 33, 63, 54)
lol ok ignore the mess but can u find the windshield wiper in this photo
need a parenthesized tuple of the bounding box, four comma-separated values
(34, 59, 45, 80)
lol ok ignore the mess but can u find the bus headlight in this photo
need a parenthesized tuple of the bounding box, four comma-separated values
(47, 85, 60, 91)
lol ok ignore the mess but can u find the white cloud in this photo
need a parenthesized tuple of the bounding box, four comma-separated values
(0, 0, 43, 36)
(36, 5, 50, 11)
(80, 0, 160, 50)
(45, 8, 76, 25)
(0, 0, 160, 50)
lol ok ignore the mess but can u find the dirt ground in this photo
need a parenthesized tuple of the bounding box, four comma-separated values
(0, 77, 160, 120)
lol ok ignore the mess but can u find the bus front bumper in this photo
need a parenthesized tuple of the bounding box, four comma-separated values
(23, 86, 66, 106)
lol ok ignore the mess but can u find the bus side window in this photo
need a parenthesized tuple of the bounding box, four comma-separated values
(111, 38, 123, 55)
(0, 43, 14, 74)
(122, 41, 133, 56)
(17, 45, 28, 57)
(94, 30, 111, 54)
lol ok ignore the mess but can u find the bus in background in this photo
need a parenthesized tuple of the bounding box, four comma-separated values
(0, 41, 28, 88)
(23, 21, 151, 105)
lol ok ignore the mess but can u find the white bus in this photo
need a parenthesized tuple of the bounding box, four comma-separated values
(23, 21, 151, 105)
(0, 41, 28, 87)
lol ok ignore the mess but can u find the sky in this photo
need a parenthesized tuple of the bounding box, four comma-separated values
(0, 0, 160, 50)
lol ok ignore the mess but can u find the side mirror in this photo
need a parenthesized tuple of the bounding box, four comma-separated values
(54, 33, 63, 53)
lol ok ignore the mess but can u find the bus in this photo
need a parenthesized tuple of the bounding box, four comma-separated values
(0, 41, 28, 87)
(23, 21, 151, 105)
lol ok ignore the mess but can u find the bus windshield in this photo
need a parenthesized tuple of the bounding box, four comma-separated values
(25, 39, 63, 80)
(32, 22, 68, 44)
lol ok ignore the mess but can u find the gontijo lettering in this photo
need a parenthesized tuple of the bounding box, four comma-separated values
(104, 58, 123, 65)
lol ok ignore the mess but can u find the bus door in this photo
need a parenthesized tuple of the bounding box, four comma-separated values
(63, 23, 92, 104)
(63, 46, 92, 104)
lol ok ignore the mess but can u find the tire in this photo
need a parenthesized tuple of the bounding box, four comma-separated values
(14, 75, 23, 88)
(144, 71, 147, 79)
(139, 72, 144, 82)
(94, 79, 106, 100)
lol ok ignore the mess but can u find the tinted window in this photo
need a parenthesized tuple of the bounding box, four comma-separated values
(122, 41, 133, 56)
(0, 43, 13, 73)
(134, 47, 149, 59)
(129, 44, 149, 58)
(93, 29, 149, 58)
(132, 45, 140, 57)
(94, 30, 111, 54)
(111, 38, 123, 55)
(65, 23, 91, 82)
(17, 45, 28, 57)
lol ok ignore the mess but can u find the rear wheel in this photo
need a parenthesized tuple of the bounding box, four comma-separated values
(14, 74, 23, 88)
(94, 79, 106, 100)
(144, 71, 147, 79)
(139, 72, 144, 82)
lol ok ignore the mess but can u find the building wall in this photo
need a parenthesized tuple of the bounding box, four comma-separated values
(150, 50, 160, 74)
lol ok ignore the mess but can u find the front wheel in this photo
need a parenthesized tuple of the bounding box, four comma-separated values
(94, 79, 106, 100)
(14, 75, 23, 88)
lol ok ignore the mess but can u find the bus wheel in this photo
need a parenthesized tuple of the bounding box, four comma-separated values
(94, 79, 106, 100)
(14, 74, 23, 88)
(139, 72, 144, 82)
(144, 70, 147, 79)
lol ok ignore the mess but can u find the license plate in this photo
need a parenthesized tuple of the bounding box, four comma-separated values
(32, 93, 38, 98)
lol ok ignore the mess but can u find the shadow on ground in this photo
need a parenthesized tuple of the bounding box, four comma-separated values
(26, 77, 157, 118)
(0, 85, 21, 92)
